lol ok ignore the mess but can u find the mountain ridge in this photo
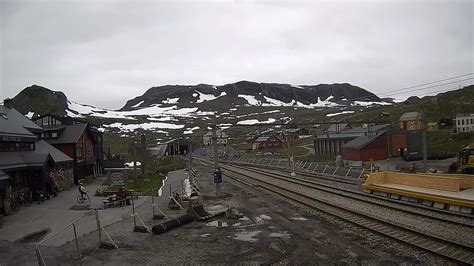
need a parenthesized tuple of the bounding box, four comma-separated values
(121, 80, 381, 110)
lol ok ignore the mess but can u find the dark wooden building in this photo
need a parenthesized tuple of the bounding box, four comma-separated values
(32, 114, 104, 184)
(0, 103, 73, 214)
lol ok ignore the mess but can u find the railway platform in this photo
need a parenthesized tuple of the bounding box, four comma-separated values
(363, 172, 474, 214)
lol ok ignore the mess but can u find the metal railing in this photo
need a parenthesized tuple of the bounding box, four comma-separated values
(35, 208, 117, 265)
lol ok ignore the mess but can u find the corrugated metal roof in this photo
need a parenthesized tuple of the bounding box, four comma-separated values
(317, 124, 389, 140)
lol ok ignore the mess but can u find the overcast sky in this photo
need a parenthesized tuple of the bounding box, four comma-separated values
(1, 0, 472, 109)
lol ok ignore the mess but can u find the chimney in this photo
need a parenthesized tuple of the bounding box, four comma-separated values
(3, 98, 13, 109)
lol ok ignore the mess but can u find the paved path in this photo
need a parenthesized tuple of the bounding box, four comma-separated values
(301, 144, 315, 155)
(0, 177, 145, 246)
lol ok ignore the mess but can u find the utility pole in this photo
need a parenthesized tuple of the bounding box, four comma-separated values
(422, 113, 428, 172)
(287, 132, 295, 176)
(140, 134, 146, 175)
(212, 123, 221, 194)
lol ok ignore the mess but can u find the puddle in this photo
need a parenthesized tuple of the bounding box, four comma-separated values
(69, 205, 92, 210)
(259, 214, 272, 220)
(200, 233, 211, 238)
(232, 223, 241, 227)
(183, 178, 192, 197)
(158, 175, 169, 197)
(16, 228, 51, 243)
(292, 217, 308, 221)
(233, 230, 261, 242)
(206, 220, 228, 227)
(239, 216, 250, 221)
(269, 231, 291, 239)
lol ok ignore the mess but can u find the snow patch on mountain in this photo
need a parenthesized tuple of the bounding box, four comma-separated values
(326, 111, 355, 117)
(68, 101, 199, 120)
(162, 98, 179, 104)
(238, 94, 260, 106)
(103, 122, 184, 132)
(195, 91, 226, 103)
(132, 101, 144, 108)
(352, 101, 392, 106)
(25, 112, 34, 119)
(184, 126, 200, 134)
(237, 118, 276, 125)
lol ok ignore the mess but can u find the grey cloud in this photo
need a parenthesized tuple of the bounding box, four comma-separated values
(1, 0, 472, 108)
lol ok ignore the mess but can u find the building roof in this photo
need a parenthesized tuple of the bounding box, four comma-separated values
(46, 123, 87, 144)
(204, 129, 227, 136)
(399, 112, 422, 121)
(456, 113, 474, 118)
(35, 140, 73, 163)
(255, 136, 270, 142)
(0, 150, 50, 170)
(0, 105, 41, 139)
(148, 144, 169, 157)
(342, 132, 385, 150)
(327, 123, 349, 133)
(317, 124, 389, 140)
(0, 140, 72, 170)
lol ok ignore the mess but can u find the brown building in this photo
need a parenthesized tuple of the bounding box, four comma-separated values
(280, 128, 300, 144)
(399, 112, 423, 131)
(0, 104, 73, 214)
(32, 115, 104, 184)
(427, 122, 439, 132)
(251, 135, 283, 150)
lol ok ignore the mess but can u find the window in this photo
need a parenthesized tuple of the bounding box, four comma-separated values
(51, 132, 58, 138)
(76, 148, 82, 157)
(462, 119, 465, 125)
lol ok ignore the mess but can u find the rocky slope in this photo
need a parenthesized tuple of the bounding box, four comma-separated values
(121, 81, 382, 110)
(9, 81, 394, 135)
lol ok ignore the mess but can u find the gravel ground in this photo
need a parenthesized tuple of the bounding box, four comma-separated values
(0, 161, 452, 265)
(228, 165, 474, 247)
(243, 164, 474, 226)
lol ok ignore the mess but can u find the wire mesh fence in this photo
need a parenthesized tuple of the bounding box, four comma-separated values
(227, 156, 368, 179)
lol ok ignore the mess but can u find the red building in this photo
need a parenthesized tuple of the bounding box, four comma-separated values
(342, 129, 422, 162)
(342, 133, 389, 161)
(251, 135, 283, 150)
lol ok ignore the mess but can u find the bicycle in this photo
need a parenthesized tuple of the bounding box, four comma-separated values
(77, 193, 90, 204)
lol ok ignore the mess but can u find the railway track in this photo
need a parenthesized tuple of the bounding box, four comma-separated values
(227, 159, 474, 220)
(195, 158, 474, 265)
(234, 164, 474, 226)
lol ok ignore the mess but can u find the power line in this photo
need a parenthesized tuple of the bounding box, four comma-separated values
(376, 78, 473, 98)
(376, 73, 474, 96)
(332, 74, 473, 103)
